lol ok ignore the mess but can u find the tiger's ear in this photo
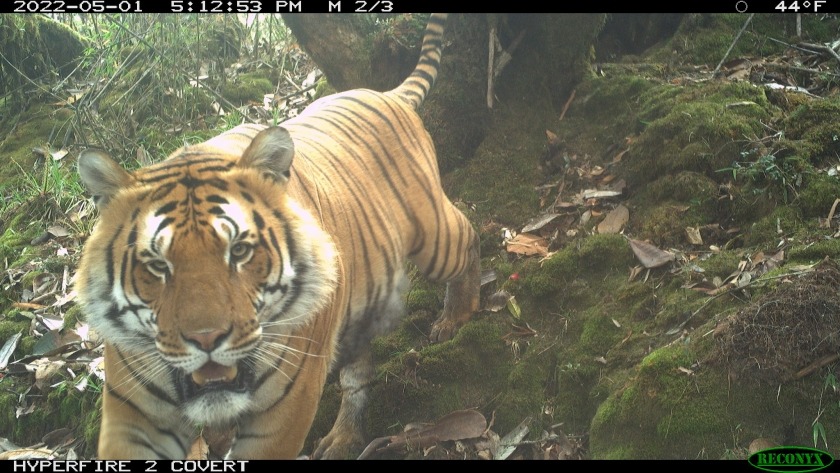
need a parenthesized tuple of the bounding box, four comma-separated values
(78, 149, 134, 207)
(239, 126, 294, 180)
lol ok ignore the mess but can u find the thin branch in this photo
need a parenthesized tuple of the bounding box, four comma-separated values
(714, 13, 755, 76)
(798, 41, 840, 67)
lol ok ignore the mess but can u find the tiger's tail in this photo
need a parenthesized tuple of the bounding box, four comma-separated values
(389, 13, 448, 109)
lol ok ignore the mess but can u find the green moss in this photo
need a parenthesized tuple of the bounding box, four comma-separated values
(579, 309, 624, 355)
(0, 104, 74, 185)
(644, 171, 719, 204)
(617, 282, 658, 321)
(589, 327, 840, 459)
(0, 371, 100, 457)
(46, 379, 102, 456)
(494, 359, 548, 432)
(447, 46, 582, 224)
(743, 206, 803, 248)
(359, 316, 550, 449)
(591, 344, 702, 458)
(634, 204, 710, 247)
(799, 173, 840, 218)
(453, 118, 543, 225)
(789, 239, 840, 262)
(639, 344, 693, 373)
(578, 74, 656, 124)
(522, 234, 634, 299)
(221, 72, 274, 104)
(696, 251, 741, 281)
(369, 311, 429, 361)
(404, 279, 441, 314)
(784, 98, 840, 167)
(63, 305, 84, 328)
(625, 84, 771, 187)
(548, 361, 601, 433)
(558, 73, 656, 156)
(417, 320, 505, 381)
(0, 312, 30, 350)
(313, 77, 335, 100)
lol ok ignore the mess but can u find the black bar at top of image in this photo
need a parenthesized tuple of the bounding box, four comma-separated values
(4, 0, 840, 14)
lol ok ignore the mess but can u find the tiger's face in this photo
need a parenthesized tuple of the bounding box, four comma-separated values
(77, 128, 338, 427)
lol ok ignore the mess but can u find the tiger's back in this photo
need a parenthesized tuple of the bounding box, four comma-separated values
(76, 13, 479, 459)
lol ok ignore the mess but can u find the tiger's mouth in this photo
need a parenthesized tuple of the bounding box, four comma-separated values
(182, 361, 253, 399)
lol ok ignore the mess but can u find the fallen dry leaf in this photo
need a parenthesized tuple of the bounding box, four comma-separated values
(0, 332, 22, 370)
(34, 358, 65, 390)
(505, 233, 549, 257)
(677, 366, 694, 376)
(685, 226, 703, 245)
(598, 204, 629, 234)
(496, 417, 531, 460)
(583, 189, 622, 200)
(50, 149, 69, 161)
(0, 448, 58, 460)
(188, 435, 209, 460)
(612, 148, 628, 164)
(683, 280, 724, 295)
(521, 213, 560, 233)
(628, 239, 675, 269)
(484, 290, 512, 312)
(628, 265, 644, 282)
(748, 438, 779, 455)
(358, 409, 487, 459)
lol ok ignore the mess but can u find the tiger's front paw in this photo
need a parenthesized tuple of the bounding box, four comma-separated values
(312, 430, 364, 459)
(430, 316, 461, 343)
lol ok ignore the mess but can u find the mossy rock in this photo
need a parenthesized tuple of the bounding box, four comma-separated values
(590, 330, 840, 459)
(798, 173, 840, 219)
(783, 98, 840, 167)
(624, 81, 773, 188)
(221, 72, 275, 105)
(694, 250, 742, 281)
(742, 206, 804, 248)
(520, 233, 635, 300)
(789, 238, 840, 262)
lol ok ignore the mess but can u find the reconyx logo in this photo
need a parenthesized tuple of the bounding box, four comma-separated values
(749, 446, 834, 473)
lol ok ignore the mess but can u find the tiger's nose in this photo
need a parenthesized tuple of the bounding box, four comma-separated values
(183, 328, 231, 351)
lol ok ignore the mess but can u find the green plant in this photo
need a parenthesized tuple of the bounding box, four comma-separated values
(717, 147, 802, 202)
(812, 371, 839, 449)
(4, 156, 89, 233)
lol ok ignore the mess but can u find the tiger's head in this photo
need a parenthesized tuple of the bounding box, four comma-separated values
(75, 126, 338, 426)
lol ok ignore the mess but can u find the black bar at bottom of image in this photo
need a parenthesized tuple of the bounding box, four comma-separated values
(4, 460, 254, 473)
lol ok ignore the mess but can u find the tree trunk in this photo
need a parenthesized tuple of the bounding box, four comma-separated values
(282, 13, 607, 172)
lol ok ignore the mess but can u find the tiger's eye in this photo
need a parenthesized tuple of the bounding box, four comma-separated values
(231, 242, 252, 261)
(146, 260, 169, 275)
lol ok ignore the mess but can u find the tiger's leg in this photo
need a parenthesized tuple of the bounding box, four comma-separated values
(98, 345, 195, 459)
(425, 203, 481, 343)
(311, 350, 374, 459)
(226, 350, 330, 459)
(98, 389, 192, 459)
(313, 272, 409, 459)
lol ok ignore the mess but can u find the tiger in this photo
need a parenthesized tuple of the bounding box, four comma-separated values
(74, 13, 480, 459)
